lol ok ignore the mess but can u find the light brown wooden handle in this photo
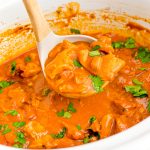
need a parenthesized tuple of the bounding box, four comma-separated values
(23, 0, 51, 42)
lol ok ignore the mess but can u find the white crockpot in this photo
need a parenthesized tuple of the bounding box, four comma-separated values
(0, 0, 150, 150)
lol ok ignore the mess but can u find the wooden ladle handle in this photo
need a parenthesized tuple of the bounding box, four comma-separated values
(23, 0, 51, 42)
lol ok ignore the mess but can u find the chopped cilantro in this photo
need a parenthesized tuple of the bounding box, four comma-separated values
(89, 116, 96, 124)
(15, 132, 26, 144)
(4, 110, 18, 116)
(136, 47, 150, 63)
(112, 41, 124, 49)
(91, 45, 101, 51)
(42, 88, 51, 96)
(112, 37, 136, 49)
(11, 61, 16, 74)
(13, 132, 26, 148)
(51, 127, 66, 139)
(89, 75, 104, 93)
(67, 102, 76, 113)
(70, 28, 81, 34)
(76, 124, 82, 130)
(1, 124, 12, 135)
(89, 50, 101, 57)
(25, 56, 31, 63)
(0, 80, 14, 94)
(73, 59, 82, 68)
(132, 79, 143, 85)
(13, 144, 23, 148)
(83, 137, 90, 144)
(124, 38, 136, 49)
(13, 122, 26, 128)
(125, 84, 147, 98)
(63, 112, 72, 119)
(139, 67, 147, 71)
(147, 101, 150, 112)
(57, 109, 65, 117)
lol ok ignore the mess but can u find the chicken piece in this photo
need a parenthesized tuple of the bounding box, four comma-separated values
(78, 49, 125, 81)
(101, 114, 116, 138)
(24, 121, 48, 139)
(45, 41, 96, 98)
(91, 35, 114, 53)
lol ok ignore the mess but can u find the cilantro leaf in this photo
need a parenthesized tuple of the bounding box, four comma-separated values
(89, 75, 104, 93)
(63, 112, 72, 119)
(132, 79, 143, 85)
(147, 101, 150, 112)
(76, 124, 82, 130)
(70, 28, 80, 34)
(67, 102, 76, 113)
(11, 61, 16, 74)
(13, 122, 26, 128)
(51, 127, 66, 139)
(57, 109, 65, 117)
(4, 110, 18, 116)
(1, 124, 12, 135)
(139, 67, 147, 71)
(89, 116, 96, 124)
(25, 56, 31, 63)
(0, 80, 14, 94)
(89, 50, 101, 57)
(91, 45, 101, 51)
(73, 59, 82, 68)
(15, 132, 26, 144)
(42, 88, 51, 96)
(124, 37, 136, 49)
(112, 37, 136, 49)
(83, 137, 90, 144)
(112, 41, 124, 49)
(136, 47, 150, 63)
(125, 85, 147, 98)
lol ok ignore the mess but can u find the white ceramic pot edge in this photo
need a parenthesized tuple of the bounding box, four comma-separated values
(0, 0, 150, 150)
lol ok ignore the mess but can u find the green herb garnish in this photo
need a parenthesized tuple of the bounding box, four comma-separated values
(112, 37, 136, 49)
(125, 79, 148, 98)
(89, 50, 101, 57)
(15, 132, 26, 144)
(25, 56, 31, 63)
(57, 109, 65, 117)
(63, 112, 72, 119)
(91, 45, 101, 51)
(0, 80, 14, 94)
(139, 67, 147, 71)
(4, 110, 18, 116)
(112, 41, 124, 49)
(132, 79, 143, 85)
(13, 122, 26, 128)
(11, 61, 16, 74)
(90, 75, 104, 93)
(89, 116, 96, 124)
(67, 102, 76, 113)
(147, 101, 150, 112)
(1, 124, 12, 135)
(51, 127, 66, 139)
(83, 137, 90, 144)
(76, 124, 82, 130)
(70, 28, 81, 34)
(136, 47, 150, 63)
(124, 37, 136, 49)
(42, 88, 51, 96)
(73, 59, 82, 68)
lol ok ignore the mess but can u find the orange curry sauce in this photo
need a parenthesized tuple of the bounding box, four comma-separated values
(0, 2, 150, 149)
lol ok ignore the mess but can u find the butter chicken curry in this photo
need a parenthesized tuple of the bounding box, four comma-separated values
(0, 2, 150, 149)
